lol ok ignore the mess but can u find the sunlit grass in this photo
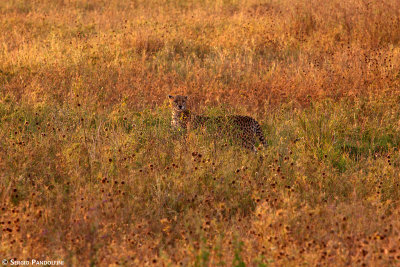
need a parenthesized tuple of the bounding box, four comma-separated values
(1, 0, 400, 265)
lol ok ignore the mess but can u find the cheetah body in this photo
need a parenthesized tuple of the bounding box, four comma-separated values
(169, 95, 267, 151)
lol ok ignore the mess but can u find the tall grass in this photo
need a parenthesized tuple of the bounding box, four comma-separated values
(1, 0, 400, 265)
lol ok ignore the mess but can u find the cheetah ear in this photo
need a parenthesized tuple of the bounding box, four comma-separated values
(168, 95, 174, 100)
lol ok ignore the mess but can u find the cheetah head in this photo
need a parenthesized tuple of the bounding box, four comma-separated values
(168, 95, 188, 112)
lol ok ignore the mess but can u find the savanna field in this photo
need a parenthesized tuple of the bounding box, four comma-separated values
(1, 0, 400, 266)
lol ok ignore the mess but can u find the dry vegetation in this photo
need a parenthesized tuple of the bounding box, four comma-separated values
(1, 0, 400, 266)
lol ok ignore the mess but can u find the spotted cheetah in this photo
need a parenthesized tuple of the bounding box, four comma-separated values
(168, 95, 268, 151)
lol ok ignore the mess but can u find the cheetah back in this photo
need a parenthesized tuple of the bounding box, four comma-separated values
(191, 115, 267, 150)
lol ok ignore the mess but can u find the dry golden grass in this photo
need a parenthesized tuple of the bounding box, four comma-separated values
(1, 0, 400, 266)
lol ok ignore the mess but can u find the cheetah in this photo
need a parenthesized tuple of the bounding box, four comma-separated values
(168, 95, 268, 151)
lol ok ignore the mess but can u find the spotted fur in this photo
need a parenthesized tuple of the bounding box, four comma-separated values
(168, 95, 267, 151)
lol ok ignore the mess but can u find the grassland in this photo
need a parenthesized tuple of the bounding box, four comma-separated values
(1, 0, 400, 266)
